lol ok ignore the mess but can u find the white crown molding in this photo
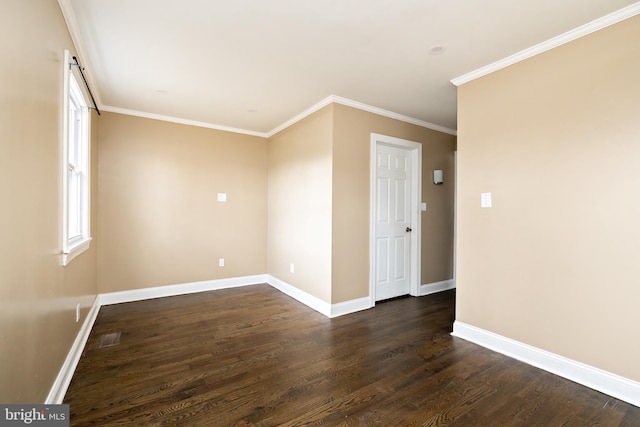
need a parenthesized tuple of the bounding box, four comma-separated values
(57, 0, 103, 107)
(451, 2, 640, 86)
(452, 321, 640, 407)
(57, 2, 456, 138)
(266, 95, 457, 137)
(103, 95, 457, 140)
(265, 96, 335, 137)
(330, 96, 457, 136)
(100, 106, 270, 138)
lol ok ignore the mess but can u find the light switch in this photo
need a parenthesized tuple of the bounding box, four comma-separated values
(481, 192, 492, 208)
(420, 202, 427, 212)
(217, 193, 227, 202)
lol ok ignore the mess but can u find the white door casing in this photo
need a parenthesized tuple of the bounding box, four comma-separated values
(370, 134, 422, 304)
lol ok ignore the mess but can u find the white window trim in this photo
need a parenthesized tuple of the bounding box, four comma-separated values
(62, 50, 91, 266)
(62, 238, 92, 266)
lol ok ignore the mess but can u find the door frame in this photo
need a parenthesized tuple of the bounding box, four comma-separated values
(369, 133, 422, 306)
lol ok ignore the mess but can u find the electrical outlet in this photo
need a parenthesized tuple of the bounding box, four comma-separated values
(290, 263, 295, 274)
(219, 258, 225, 267)
(76, 303, 80, 323)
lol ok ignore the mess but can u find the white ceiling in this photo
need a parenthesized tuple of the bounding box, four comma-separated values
(62, 0, 638, 136)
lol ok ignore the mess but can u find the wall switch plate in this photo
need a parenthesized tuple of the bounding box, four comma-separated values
(76, 303, 80, 323)
(420, 202, 427, 211)
(219, 258, 225, 267)
(481, 192, 492, 208)
(217, 193, 227, 202)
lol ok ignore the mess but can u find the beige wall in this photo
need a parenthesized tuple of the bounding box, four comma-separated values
(267, 104, 456, 304)
(0, 1, 98, 403)
(98, 112, 268, 292)
(332, 104, 456, 303)
(0, 1, 456, 403)
(456, 15, 640, 381)
(267, 106, 334, 302)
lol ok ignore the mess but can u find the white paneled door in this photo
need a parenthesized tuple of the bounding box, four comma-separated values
(375, 144, 412, 300)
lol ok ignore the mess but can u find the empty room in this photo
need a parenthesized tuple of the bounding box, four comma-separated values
(1, 0, 639, 425)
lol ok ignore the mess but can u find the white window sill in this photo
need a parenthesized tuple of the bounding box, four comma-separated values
(62, 237, 92, 266)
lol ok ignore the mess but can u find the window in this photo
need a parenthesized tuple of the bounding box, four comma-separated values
(62, 50, 91, 266)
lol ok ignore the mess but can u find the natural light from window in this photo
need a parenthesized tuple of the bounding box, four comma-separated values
(62, 50, 91, 266)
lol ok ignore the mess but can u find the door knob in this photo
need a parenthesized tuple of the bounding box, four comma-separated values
(406, 227, 412, 232)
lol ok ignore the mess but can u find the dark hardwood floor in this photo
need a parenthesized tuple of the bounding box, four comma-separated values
(64, 285, 640, 426)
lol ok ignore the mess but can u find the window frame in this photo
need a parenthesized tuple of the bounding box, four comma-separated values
(62, 50, 91, 266)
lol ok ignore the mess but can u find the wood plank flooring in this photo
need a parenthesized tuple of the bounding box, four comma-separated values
(64, 285, 640, 426)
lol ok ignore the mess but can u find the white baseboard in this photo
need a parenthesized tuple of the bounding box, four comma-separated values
(48, 278, 640, 408)
(45, 296, 101, 404)
(420, 279, 456, 296)
(47, 274, 379, 403)
(99, 274, 269, 305)
(46, 276, 267, 403)
(330, 296, 372, 317)
(452, 321, 640, 407)
(265, 275, 372, 318)
(266, 275, 332, 317)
